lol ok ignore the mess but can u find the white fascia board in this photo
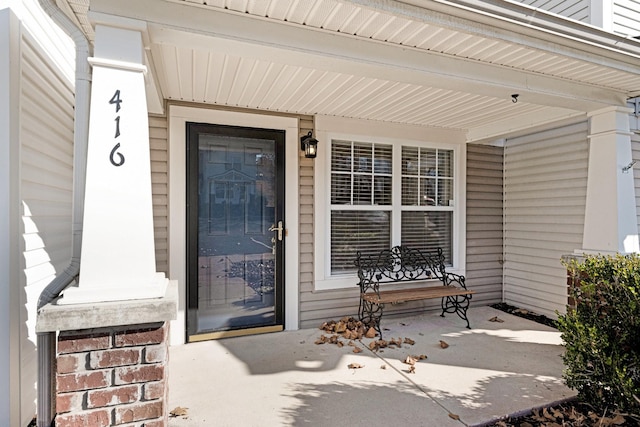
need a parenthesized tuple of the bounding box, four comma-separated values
(93, 0, 626, 111)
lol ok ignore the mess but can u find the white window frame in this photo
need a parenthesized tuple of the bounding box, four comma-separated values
(314, 116, 466, 291)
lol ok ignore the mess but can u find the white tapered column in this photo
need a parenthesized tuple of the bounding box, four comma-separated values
(60, 25, 167, 304)
(580, 106, 639, 254)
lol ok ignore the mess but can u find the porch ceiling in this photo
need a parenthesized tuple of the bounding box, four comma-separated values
(62, 0, 640, 142)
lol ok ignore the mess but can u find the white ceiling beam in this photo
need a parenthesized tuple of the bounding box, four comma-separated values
(466, 109, 587, 143)
(90, 0, 627, 112)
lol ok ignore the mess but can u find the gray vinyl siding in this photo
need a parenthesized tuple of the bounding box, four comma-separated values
(613, 0, 640, 37)
(466, 144, 503, 306)
(513, 0, 590, 22)
(503, 122, 588, 319)
(20, 31, 74, 424)
(150, 115, 168, 274)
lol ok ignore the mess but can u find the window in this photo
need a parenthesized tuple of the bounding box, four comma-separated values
(330, 140, 392, 273)
(328, 139, 456, 275)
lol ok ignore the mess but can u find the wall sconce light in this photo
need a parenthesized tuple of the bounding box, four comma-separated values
(300, 131, 318, 158)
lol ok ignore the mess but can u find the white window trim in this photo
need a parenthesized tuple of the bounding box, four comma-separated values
(169, 105, 299, 344)
(314, 116, 466, 291)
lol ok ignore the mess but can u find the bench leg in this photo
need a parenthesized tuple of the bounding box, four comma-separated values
(440, 294, 472, 329)
(359, 299, 384, 339)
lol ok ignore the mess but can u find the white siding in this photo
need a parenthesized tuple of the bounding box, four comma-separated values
(466, 144, 503, 306)
(613, 0, 640, 37)
(513, 0, 590, 22)
(504, 122, 588, 319)
(19, 27, 74, 425)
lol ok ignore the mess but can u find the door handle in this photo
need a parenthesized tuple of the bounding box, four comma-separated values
(269, 221, 284, 241)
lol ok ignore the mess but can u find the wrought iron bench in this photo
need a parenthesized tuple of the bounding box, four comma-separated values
(355, 246, 475, 338)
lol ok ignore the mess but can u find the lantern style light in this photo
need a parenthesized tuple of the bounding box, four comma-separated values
(300, 131, 318, 159)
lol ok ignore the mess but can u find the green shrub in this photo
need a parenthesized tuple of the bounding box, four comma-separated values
(558, 254, 640, 414)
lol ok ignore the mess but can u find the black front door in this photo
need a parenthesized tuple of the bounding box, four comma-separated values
(186, 122, 285, 340)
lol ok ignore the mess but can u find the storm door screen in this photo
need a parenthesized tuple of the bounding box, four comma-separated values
(187, 123, 285, 338)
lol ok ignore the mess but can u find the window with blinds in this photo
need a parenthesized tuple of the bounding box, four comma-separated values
(401, 147, 454, 264)
(329, 139, 455, 274)
(330, 140, 392, 273)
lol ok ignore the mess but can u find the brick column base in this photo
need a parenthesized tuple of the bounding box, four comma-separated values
(54, 322, 169, 427)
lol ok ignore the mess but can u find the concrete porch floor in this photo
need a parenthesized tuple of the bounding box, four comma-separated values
(167, 306, 575, 426)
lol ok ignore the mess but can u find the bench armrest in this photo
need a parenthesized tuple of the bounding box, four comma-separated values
(442, 272, 468, 290)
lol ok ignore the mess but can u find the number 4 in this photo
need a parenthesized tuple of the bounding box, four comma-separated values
(109, 90, 122, 113)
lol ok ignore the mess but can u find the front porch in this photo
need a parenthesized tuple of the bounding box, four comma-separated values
(167, 305, 573, 426)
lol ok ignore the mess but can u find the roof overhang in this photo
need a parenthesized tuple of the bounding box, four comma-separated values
(61, 0, 640, 143)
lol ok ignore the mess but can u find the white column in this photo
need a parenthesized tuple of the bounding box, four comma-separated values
(60, 25, 167, 304)
(581, 106, 639, 254)
(0, 8, 20, 426)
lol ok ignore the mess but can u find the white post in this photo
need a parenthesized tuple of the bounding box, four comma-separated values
(581, 106, 639, 254)
(60, 25, 167, 304)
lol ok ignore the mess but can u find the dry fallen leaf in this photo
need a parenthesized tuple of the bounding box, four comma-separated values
(170, 407, 189, 417)
(347, 363, 364, 369)
(365, 327, 377, 338)
(408, 365, 416, 374)
(439, 340, 449, 349)
(403, 356, 417, 365)
(403, 337, 415, 345)
(380, 364, 387, 369)
(610, 414, 627, 425)
(488, 316, 505, 323)
(352, 346, 363, 354)
(448, 413, 460, 420)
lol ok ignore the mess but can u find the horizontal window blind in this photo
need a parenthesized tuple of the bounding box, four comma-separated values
(331, 210, 391, 273)
(401, 211, 452, 265)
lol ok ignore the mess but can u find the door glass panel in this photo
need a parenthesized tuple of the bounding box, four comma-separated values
(188, 124, 283, 336)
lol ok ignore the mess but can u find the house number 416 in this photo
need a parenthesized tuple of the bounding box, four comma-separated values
(108, 90, 125, 167)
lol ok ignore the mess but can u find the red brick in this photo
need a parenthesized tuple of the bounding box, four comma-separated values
(115, 401, 163, 424)
(115, 325, 165, 348)
(87, 385, 140, 408)
(57, 370, 110, 393)
(57, 353, 87, 374)
(54, 408, 111, 427)
(90, 348, 141, 369)
(143, 345, 166, 364)
(58, 332, 111, 354)
(56, 391, 85, 414)
(115, 365, 163, 385)
(142, 381, 164, 401)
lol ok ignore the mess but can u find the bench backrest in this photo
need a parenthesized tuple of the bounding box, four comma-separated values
(355, 246, 447, 285)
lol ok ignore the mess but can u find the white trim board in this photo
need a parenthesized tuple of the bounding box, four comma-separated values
(168, 105, 299, 345)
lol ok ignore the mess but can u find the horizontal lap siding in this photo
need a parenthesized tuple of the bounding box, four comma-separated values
(504, 122, 588, 319)
(466, 144, 503, 306)
(613, 0, 640, 37)
(513, 0, 589, 22)
(20, 32, 74, 424)
(149, 115, 168, 274)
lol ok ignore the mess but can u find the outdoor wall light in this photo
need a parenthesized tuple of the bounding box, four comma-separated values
(300, 131, 318, 158)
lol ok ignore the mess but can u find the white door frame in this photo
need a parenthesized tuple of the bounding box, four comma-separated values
(168, 105, 299, 345)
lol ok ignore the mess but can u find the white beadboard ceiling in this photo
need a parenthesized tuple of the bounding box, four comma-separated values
(61, 0, 640, 141)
